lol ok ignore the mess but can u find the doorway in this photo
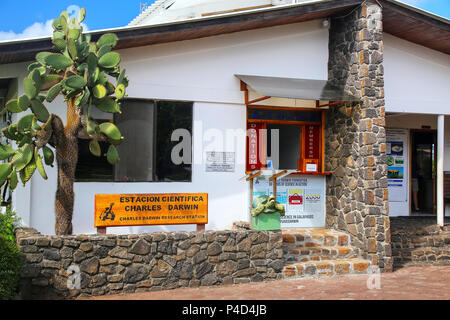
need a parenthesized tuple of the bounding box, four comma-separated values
(411, 130, 437, 215)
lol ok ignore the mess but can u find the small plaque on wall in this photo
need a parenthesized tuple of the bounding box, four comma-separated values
(205, 152, 235, 172)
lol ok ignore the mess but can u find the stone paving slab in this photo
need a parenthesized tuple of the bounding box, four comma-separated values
(83, 265, 450, 300)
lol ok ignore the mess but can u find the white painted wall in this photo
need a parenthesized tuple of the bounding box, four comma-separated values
(384, 33, 450, 115)
(0, 20, 329, 234)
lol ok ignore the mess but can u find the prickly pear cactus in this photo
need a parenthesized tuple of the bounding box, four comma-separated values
(0, 8, 129, 234)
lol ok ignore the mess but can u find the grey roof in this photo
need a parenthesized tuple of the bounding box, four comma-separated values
(235, 74, 360, 101)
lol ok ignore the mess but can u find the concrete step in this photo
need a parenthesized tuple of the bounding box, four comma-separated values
(284, 246, 361, 264)
(282, 228, 351, 248)
(282, 258, 373, 279)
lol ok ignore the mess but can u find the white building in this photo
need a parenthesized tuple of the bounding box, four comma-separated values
(0, 0, 448, 239)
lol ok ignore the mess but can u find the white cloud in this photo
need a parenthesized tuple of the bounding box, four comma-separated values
(0, 5, 89, 42)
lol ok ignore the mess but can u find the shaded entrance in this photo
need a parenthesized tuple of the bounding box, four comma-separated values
(411, 130, 437, 215)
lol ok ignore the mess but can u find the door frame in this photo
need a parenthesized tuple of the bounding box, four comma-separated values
(410, 128, 438, 215)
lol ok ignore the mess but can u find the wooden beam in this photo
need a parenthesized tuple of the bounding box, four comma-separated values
(246, 170, 262, 181)
(248, 96, 271, 105)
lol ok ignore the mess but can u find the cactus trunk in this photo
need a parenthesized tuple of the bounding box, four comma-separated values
(53, 98, 81, 235)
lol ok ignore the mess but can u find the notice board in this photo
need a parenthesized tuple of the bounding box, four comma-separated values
(95, 193, 208, 227)
(252, 175, 326, 228)
(386, 129, 409, 202)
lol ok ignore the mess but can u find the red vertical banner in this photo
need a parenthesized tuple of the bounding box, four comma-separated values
(305, 125, 320, 159)
(247, 122, 263, 171)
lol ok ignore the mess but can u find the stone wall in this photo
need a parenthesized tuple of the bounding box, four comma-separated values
(15, 228, 283, 299)
(390, 217, 450, 268)
(325, 1, 392, 271)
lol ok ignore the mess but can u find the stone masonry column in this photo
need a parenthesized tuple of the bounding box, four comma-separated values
(325, 1, 393, 272)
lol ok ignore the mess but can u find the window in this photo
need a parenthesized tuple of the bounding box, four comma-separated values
(246, 106, 324, 173)
(75, 99, 193, 182)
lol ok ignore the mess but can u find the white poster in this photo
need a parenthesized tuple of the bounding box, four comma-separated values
(253, 175, 325, 228)
(386, 129, 409, 202)
(205, 152, 235, 172)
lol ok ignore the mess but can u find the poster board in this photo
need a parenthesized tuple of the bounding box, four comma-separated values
(95, 193, 208, 227)
(386, 129, 409, 202)
(253, 175, 326, 228)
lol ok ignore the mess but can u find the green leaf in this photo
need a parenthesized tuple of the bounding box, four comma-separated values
(87, 118, 97, 136)
(42, 146, 54, 166)
(89, 140, 101, 157)
(106, 144, 119, 165)
(19, 161, 37, 185)
(93, 84, 106, 99)
(28, 62, 41, 73)
(97, 33, 118, 48)
(46, 83, 62, 102)
(115, 84, 126, 100)
(117, 69, 126, 85)
(34, 148, 47, 180)
(53, 38, 67, 51)
(0, 163, 12, 187)
(32, 116, 41, 130)
(0, 144, 16, 160)
(52, 18, 63, 31)
(65, 75, 87, 89)
(98, 52, 120, 69)
(6, 99, 21, 113)
(36, 94, 46, 103)
(42, 74, 62, 87)
(36, 52, 52, 65)
(68, 28, 81, 41)
(67, 38, 78, 59)
(60, 10, 70, 22)
(37, 66, 47, 76)
(17, 135, 32, 148)
(105, 82, 115, 95)
(99, 122, 121, 140)
(97, 45, 111, 58)
(9, 169, 18, 191)
(77, 88, 90, 107)
(2, 125, 18, 140)
(12, 144, 33, 171)
(23, 78, 37, 99)
(45, 53, 74, 70)
(30, 99, 50, 122)
(29, 69, 42, 87)
(18, 94, 31, 111)
(17, 114, 34, 133)
(95, 98, 120, 113)
(79, 7, 86, 23)
(98, 71, 107, 85)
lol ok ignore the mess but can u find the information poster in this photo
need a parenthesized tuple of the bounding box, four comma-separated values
(386, 129, 408, 202)
(253, 175, 325, 228)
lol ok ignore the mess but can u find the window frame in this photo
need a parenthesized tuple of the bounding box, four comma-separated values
(246, 105, 325, 174)
(75, 98, 194, 183)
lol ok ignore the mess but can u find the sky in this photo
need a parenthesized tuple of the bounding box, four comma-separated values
(0, 0, 449, 41)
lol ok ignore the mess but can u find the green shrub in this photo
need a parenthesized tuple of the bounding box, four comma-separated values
(0, 207, 21, 241)
(0, 236, 24, 300)
(0, 207, 24, 300)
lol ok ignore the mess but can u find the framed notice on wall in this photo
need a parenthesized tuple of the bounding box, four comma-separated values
(205, 152, 235, 172)
(95, 193, 208, 227)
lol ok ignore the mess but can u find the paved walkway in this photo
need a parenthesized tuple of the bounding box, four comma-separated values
(86, 265, 450, 300)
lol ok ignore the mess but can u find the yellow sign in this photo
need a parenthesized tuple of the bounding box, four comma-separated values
(95, 193, 208, 227)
